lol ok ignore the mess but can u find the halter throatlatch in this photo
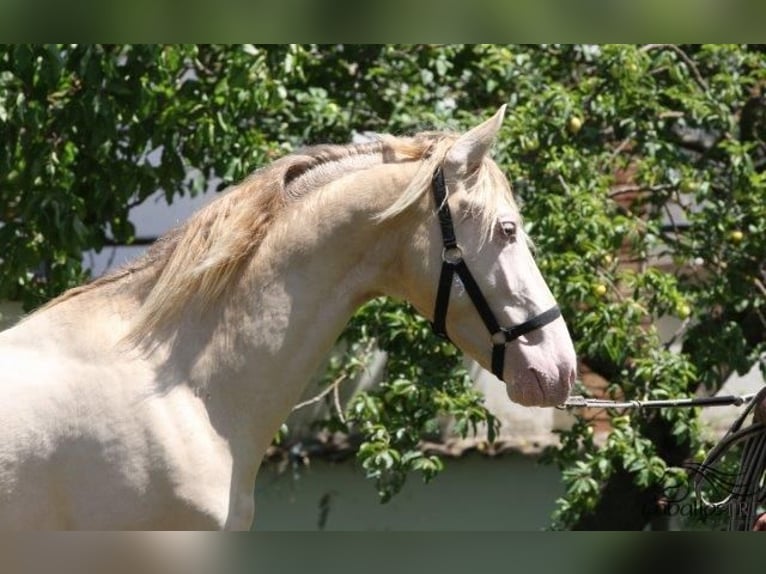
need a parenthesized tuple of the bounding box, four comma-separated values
(429, 167, 562, 381)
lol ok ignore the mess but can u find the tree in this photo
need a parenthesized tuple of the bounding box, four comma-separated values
(1, 44, 764, 528)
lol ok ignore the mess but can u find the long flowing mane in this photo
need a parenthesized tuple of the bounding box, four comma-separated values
(36, 129, 516, 340)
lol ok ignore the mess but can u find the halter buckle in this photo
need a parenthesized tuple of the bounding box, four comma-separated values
(441, 246, 463, 265)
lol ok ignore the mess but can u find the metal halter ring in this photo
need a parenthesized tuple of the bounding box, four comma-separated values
(491, 331, 507, 345)
(441, 246, 463, 265)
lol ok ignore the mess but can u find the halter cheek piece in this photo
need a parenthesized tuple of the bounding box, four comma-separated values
(429, 167, 562, 381)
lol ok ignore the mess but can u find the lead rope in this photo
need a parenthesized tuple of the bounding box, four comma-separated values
(559, 387, 766, 530)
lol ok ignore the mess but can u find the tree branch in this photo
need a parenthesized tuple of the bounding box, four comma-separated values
(640, 44, 709, 92)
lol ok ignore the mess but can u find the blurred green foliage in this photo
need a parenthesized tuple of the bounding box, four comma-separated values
(2, 1, 766, 42)
(1, 44, 764, 528)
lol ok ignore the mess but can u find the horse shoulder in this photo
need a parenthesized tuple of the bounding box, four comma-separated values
(0, 324, 240, 528)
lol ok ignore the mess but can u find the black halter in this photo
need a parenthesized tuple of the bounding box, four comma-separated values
(429, 166, 562, 381)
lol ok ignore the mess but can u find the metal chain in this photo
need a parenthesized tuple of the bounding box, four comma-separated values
(557, 393, 757, 410)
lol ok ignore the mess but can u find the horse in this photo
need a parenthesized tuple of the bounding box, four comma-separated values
(0, 106, 576, 529)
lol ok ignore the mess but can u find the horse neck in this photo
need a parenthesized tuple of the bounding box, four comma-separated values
(247, 160, 422, 369)
(164, 160, 423, 457)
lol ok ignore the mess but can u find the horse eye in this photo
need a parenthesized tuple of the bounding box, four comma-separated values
(499, 221, 517, 240)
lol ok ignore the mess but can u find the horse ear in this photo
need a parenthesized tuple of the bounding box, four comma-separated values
(445, 105, 506, 174)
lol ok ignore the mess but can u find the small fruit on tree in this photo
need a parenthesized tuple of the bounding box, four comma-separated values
(568, 116, 583, 134)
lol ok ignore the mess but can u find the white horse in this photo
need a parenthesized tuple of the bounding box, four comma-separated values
(0, 106, 576, 529)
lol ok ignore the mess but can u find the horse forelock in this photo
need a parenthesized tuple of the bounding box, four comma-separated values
(375, 136, 519, 246)
(471, 159, 521, 244)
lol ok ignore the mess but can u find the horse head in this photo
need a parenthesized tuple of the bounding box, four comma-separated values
(400, 106, 577, 407)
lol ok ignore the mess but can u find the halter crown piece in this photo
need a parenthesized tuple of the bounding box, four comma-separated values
(429, 167, 562, 381)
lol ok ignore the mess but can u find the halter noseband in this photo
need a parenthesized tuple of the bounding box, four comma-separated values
(429, 166, 562, 381)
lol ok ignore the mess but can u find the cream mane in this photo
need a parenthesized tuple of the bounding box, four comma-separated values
(37, 130, 518, 341)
